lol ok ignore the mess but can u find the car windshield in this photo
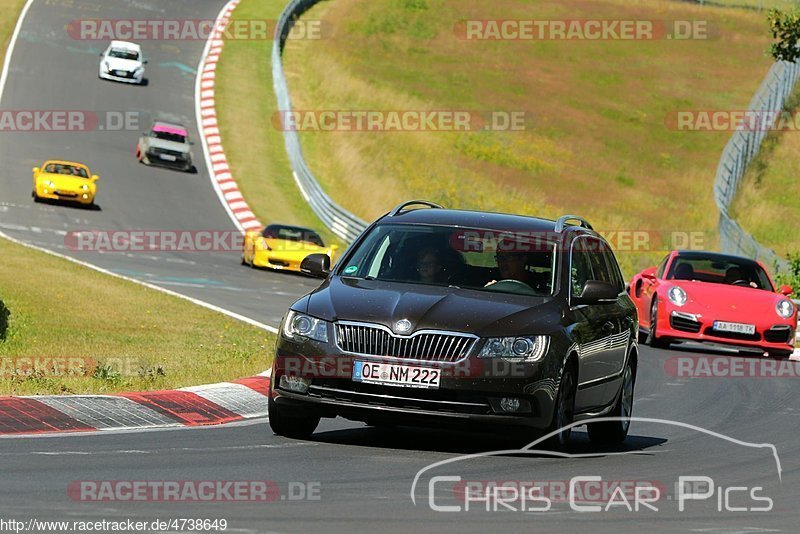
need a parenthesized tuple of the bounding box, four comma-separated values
(43, 163, 88, 178)
(108, 48, 139, 60)
(151, 130, 187, 143)
(666, 255, 773, 290)
(337, 223, 556, 296)
(262, 225, 325, 247)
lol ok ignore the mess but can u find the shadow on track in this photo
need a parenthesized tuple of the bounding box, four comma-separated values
(308, 423, 666, 457)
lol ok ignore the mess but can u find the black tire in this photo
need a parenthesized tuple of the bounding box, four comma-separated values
(647, 297, 670, 349)
(268, 396, 319, 439)
(545, 363, 577, 449)
(588, 359, 635, 444)
(32, 190, 41, 203)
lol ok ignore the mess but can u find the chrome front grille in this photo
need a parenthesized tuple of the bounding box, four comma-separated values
(334, 322, 476, 363)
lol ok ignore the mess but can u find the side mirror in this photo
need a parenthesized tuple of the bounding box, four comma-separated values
(641, 267, 657, 281)
(573, 280, 619, 306)
(300, 253, 330, 278)
(779, 284, 793, 296)
(91, 175, 99, 182)
(32, 167, 39, 174)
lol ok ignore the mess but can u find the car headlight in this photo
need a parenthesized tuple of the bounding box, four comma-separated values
(103, 61, 110, 71)
(667, 286, 687, 307)
(479, 335, 549, 362)
(45, 180, 55, 188)
(776, 299, 794, 319)
(282, 310, 328, 342)
(81, 184, 89, 191)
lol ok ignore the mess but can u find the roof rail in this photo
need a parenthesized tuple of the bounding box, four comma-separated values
(388, 200, 444, 217)
(555, 214, 594, 232)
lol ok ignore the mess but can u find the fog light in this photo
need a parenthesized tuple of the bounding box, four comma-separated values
(43, 189, 48, 194)
(82, 193, 89, 199)
(500, 397, 521, 413)
(279, 374, 310, 394)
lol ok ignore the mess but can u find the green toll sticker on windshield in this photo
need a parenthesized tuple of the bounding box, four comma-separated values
(344, 265, 358, 274)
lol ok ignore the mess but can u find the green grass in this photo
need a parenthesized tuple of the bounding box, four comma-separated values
(705, 0, 799, 9)
(263, 0, 776, 276)
(0, 237, 275, 395)
(730, 86, 800, 257)
(214, 0, 341, 247)
(0, 1, 273, 395)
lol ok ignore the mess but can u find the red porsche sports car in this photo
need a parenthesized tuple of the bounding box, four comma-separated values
(628, 250, 796, 357)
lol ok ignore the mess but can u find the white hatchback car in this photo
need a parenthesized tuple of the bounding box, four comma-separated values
(99, 41, 147, 84)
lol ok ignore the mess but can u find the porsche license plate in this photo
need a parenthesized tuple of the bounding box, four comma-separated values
(352, 361, 440, 389)
(713, 321, 756, 335)
(159, 154, 177, 162)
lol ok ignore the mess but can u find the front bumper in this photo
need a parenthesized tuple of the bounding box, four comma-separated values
(144, 151, 192, 170)
(658, 306, 795, 353)
(270, 336, 562, 430)
(99, 66, 144, 84)
(252, 251, 304, 271)
(35, 184, 94, 204)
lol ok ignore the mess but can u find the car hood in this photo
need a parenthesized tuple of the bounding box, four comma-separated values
(37, 173, 92, 190)
(303, 277, 561, 337)
(144, 137, 191, 154)
(104, 57, 142, 71)
(668, 280, 789, 318)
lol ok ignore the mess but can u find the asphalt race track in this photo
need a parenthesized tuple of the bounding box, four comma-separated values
(1, 1, 799, 533)
(0, 0, 320, 328)
(2, 344, 799, 532)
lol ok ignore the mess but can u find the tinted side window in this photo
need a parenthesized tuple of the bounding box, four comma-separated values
(570, 240, 594, 297)
(601, 243, 625, 292)
(587, 239, 614, 285)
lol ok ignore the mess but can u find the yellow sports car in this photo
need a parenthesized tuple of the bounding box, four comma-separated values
(32, 160, 98, 206)
(242, 224, 337, 272)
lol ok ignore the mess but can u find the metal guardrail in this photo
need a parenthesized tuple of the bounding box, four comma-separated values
(713, 59, 800, 272)
(272, 0, 368, 243)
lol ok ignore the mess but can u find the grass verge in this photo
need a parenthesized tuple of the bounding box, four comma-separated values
(730, 85, 800, 257)
(268, 0, 775, 276)
(0, 1, 273, 395)
(214, 0, 342, 247)
(0, 237, 274, 395)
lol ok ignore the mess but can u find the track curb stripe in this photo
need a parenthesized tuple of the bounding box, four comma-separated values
(194, 0, 261, 236)
(0, 376, 271, 436)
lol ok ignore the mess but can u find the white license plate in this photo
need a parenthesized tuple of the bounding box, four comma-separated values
(713, 321, 756, 335)
(352, 361, 440, 389)
(159, 154, 177, 161)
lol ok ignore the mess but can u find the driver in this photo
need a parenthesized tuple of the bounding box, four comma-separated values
(724, 266, 747, 286)
(486, 238, 539, 289)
